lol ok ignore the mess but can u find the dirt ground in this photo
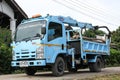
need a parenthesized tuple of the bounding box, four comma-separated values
(0, 67, 120, 80)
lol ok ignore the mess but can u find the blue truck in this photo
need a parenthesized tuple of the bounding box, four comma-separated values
(11, 14, 111, 76)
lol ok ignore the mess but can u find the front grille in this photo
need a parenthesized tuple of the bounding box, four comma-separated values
(22, 52, 29, 54)
(31, 51, 35, 53)
(17, 58, 35, 61)
(16, 51, 36, 60)
(21, 56, 29, 58)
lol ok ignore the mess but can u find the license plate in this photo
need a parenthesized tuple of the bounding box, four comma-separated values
(20, 61, 28, 67)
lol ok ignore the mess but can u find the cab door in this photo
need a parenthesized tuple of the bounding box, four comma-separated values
(45, 22, 66, 63)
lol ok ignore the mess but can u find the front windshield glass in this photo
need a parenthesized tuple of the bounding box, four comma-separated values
(15, 20, 46, 42)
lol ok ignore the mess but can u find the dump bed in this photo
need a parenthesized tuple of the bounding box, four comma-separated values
(66, 29, 111, 60)
(82, 39, 110, 55)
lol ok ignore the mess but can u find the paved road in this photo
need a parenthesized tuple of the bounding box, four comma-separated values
(0, 67, 120, 80)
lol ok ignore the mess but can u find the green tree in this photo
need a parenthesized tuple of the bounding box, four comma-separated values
(111, 26, 120, 50)
(105, 26, 120, 66)
(0, 28, 12, 74)
(83, 29, 105, 38)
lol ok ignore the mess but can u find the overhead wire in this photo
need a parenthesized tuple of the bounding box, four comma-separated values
(76, 0, 120, 20)
(65, 0, 109, 19)
(82, 0, 120, 16)
(53, 0, 119, 26)
(65, 0, 120, 24)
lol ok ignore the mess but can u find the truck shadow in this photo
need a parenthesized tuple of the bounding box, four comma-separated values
(34, 70, 92, 77)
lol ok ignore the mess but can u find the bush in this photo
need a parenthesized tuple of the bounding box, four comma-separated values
(106, 49, 120, 66)
(0, 28, 13, 74)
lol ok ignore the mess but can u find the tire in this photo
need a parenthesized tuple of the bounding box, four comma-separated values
(25, 67, 37, 75)
(52, 57, 65, 76)
(89, 58, 102, 72)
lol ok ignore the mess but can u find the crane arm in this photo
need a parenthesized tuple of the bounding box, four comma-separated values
(49, 16, 93, 29)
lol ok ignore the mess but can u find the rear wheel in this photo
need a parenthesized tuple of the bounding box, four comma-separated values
(89, 58, 102, 72)
(52, 57, 65, 76)
(25, 67, 37, 75)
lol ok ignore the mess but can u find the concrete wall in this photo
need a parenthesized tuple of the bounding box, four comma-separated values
(0, 0, 14, 19)
(0, 0, 16, 38)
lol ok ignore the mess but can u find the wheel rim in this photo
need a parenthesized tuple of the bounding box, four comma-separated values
(57, 61, 64, 72)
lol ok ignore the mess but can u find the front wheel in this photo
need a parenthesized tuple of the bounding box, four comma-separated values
(25, 67, 37, 75)
(89, 58, 102, 72)
(52, 57, 65, 76)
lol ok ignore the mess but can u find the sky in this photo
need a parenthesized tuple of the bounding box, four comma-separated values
(15, 0, 120, 31)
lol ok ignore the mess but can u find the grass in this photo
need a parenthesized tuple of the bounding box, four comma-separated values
(82, 74, 120, 80)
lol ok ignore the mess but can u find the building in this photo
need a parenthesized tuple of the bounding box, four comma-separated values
(0, 0, 28, 37)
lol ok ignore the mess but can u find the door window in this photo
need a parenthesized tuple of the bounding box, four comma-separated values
(48, 22, 62, 41)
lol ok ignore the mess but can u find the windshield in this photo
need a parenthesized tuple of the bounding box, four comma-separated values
(15, 20, 46, 42)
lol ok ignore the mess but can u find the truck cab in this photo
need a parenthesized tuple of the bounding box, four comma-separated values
(11, 15, 111, 76)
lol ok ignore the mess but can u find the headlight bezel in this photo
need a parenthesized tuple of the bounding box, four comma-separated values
(36, 46, 44, 59)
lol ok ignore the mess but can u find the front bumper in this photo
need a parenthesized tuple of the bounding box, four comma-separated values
(11, 59, 46, 67)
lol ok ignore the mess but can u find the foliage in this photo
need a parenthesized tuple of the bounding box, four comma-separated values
(105, 26, 120, 66)
(106, 49, 120, 66)
(83, 29, 105, 38)
(0, 28, 12, 74)
(111, 27, 120, 50)
(12, 69, 25, 74)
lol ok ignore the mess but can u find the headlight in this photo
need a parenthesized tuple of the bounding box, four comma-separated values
(36, 54, 44, 59)
(36, 46, 44, 59)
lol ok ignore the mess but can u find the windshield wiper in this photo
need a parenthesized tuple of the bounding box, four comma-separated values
(35, 33, 41, 37)
(22, 34, 41, 41)
(22, 37, 32, 41)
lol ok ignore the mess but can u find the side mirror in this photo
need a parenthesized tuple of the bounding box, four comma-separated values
(41, 27, 46, 34)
